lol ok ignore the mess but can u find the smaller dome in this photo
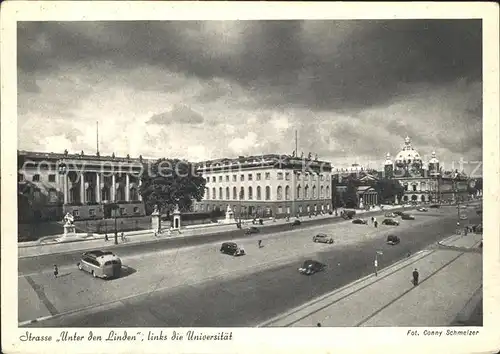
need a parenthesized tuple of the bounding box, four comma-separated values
(384, 152, 393, 165)
(428, 151, 439, 164)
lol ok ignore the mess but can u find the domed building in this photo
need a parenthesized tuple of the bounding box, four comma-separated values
(384, 136, 469, 204)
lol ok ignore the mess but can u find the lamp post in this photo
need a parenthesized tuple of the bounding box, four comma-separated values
(375, 250, 383, 276)
(110, 203, 119, 244)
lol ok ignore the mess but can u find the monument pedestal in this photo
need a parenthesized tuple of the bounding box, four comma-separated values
(56, 225, 80, 242)
(172, 207, 181, 230)
(151, 210, 161, 233)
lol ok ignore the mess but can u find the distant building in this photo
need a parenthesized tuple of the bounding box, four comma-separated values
(18, 150, 147, 222)
(193, 154, 333, 218)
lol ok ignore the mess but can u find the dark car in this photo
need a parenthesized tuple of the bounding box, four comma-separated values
(298, 260, 326, 275)
(291, 219, 301, 226)
(220, 242, 245, 256)
(352, 218, 368, 225)
(386, 235, 400, 245)
(393, 211, 404, 216)
(244, 226, 260, 234)
(385, 212, 397, 218)
(382, 218, 400, 226)
(429, 204, 441, 208)
(341, 210, 356, 220)
(312, 233, 334, 244)
(401, 213, 415, 220)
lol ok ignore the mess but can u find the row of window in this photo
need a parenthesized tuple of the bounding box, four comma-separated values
(206, 172, 329, 183)
(19, 173, 56, 182)
(194, 203, 331, 213)
(73, 206, 140, 217)
(205, 185, 331, 201)
(403, 182, 431, 192)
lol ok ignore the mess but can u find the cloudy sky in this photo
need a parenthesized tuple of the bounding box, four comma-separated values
(18, 20, 482, 171)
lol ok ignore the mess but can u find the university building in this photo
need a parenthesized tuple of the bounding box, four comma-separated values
(18, 150, 148, 222)
(193, 154, 333, 218)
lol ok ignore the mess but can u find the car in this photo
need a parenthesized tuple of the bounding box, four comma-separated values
(220, 242, 246, 256)
(352, 218, 368, 225)
(313, 233, 334, 244)
(393, 211, 404, 216)
(385, 212, 397, 218)
(429, 204, 441, 208)
(77, 250, 122, 279)
(401, 213, 415, 220)
(382, 218, 400, 226)
(298, 260, 326, 275)
(244, 226, 260, 234)
(417, 207, 428, 212)
(291, 219, 301, 226)
(341, 210, 356, 220)
(386, 234, 400, 245)
(476, 209, 483, 215)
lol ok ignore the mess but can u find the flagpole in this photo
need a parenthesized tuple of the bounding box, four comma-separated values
(96, 121, 99, 155)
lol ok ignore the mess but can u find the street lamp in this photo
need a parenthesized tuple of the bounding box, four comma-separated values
(375, 250, 383, 276)
(110, 203, 119, 244)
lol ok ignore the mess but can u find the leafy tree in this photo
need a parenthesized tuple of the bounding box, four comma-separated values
(139, 158, 206, 217)
(374, 178, 404, 203)
(343, 177, 360, 208)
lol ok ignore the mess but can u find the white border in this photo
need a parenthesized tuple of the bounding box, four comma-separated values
(1, 2, 499, 354)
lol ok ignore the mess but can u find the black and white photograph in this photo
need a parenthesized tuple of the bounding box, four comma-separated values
(2, 2, 499, 354)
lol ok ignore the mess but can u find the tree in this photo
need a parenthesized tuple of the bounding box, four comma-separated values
(374, 178, 404, 204)
(343, 177, 359, 208)
(139, 158, 206, 216)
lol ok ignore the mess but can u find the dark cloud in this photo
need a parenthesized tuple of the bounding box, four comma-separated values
(18, 20, 481, 110)
(147, 104, 205, 125)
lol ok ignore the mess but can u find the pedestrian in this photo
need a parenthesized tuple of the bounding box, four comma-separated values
(53, 264, 59, 278)
(412, 268, 419, 286)
(374, 220, 378, 228)
(371, 216, 374, 224)
(121, 232, 125, 241)
(258, 240, 263, 248)
(104, 233, 108, 242)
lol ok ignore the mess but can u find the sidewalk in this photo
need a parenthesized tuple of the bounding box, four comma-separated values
(260, 232, 483, 327)
(18, 205, 411, 258)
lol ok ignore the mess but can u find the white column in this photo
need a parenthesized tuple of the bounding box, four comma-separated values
(95, 173, 101, 203)
(63, 174, 69, 204)
(111, 174, 116, 201)
(138, 179, 143, 201)
(80, 173, 85, 204)
(125, 174, 130, 201)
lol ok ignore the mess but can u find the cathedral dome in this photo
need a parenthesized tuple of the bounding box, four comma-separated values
(394, 136, 422, 165)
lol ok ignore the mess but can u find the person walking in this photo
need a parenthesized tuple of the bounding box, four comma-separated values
(412, 268, 419, 286)
(53, 264, 59, 278)
(104, 233, 108, 242)
(121, 232, 125, 242)
(374, 220, 378, 228)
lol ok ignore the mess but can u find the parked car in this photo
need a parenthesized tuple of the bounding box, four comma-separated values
(385, 212, 397, 218)
(429, 204, 441, 208)
(393, 211, 404, 216)
(77, 250, 122, 279)
(291, 219, 301, 226)
(382, 218, 400, 226)
(244, 226, 260, 234)
(341, 210, 356, 220)
(386, 235, 400, 245)
(220, 242, 246, 256)
(313, 233, 334, 244)
(401, 213, 415, 220)
(352, 218, 368, 225)
(417, 207, 428, 212)
(298, 260, 326, 275)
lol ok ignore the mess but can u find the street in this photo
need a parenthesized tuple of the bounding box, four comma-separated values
(19, 207, 481, 327)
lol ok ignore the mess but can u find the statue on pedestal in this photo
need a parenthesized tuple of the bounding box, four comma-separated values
(359, 198, 364, 210)
(225, 204, 234, 223)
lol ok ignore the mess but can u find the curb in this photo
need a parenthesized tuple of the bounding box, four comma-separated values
(19, 208, 414, 258)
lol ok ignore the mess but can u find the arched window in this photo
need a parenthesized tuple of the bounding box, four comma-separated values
(240, 187, 245, 200)
(320, 186, 324, 198)
(326, 186, 330, 198)
(277, 186, 283, 200)
(412, 184, 417, 192)
(248, 186, 253, 200)
(212, 187, 216, 200)
(219, 187, 223, 200)
(312, 185, 317, 199)
(403, 195, 409, 201)
(297, 185, 302, 199)
(420, 182, 426, 191)
(285, 186, 290, 200)
(421, 195, 426, 202)
(305, 185, 309, 199)
(404, 183, 409, 191)
(411, 194, 418, 201)
(206, 187, 210, 200)
(226, 187, 230, 200)
(265, 186, 271, 200)
(257, 186, 262, 200)
(233, 187, 237, 200)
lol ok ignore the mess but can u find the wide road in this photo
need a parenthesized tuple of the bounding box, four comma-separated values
(18, 207, 409, 275)
(23, 207, 481, 327)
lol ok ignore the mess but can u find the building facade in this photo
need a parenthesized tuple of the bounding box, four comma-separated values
(193, 154, 333, 218)
(18, 150, 147, 222)
(384, 136, 469, 203)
